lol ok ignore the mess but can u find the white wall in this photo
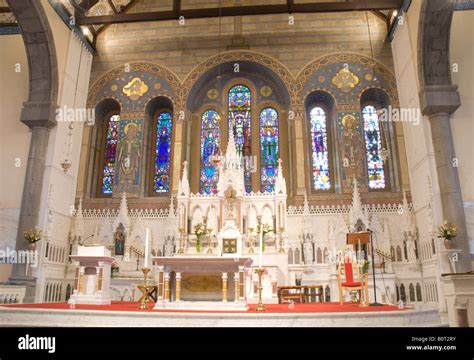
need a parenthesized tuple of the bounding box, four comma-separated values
(0, 34, 30, 280)
(450, 10, 474, 253)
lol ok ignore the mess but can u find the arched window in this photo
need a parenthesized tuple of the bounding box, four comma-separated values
(309, 107, 330, 190)
(228, 85, 252, 192)
(200, 110, 220, 194)
(259, 107, 279, 192)
(101, 114, 120, 194)
(153, 112, 173, 193)
(362, 105, 386, 189)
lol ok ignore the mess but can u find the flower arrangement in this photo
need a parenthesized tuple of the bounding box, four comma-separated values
(257, 223, 273, 252)
(24, 227, 42, 249)
(437, 221, 457, 240)
(437, 221, 456, 249)
(194, 223, 208, 253)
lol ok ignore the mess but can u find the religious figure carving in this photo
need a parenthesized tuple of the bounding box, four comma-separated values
(303, 235, 313, 264)
(406, 236, 417, 262)
(225, 188, 237, 220)
(164, 236, 174, 257)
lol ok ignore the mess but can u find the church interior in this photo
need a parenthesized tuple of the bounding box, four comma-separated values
(0, 0, 473, 328)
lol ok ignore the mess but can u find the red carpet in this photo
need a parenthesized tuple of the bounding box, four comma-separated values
(2, 301, 408, 313)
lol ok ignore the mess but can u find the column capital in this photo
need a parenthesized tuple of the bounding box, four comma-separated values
(20, 100, 57, 129)
(419, 85, 461, 117)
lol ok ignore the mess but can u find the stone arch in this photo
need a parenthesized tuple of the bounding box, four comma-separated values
(7, 1, 59, 290)
(182, 50, 295, 110)
(87, 61, 182, 110)
(418, 0, 455, 87)
(295, 52, 399, 105)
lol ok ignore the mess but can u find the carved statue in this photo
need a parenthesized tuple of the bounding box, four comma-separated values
(303, 236, 313, 264)
(114, 224, 126, 256)
(225, 188, 237, 220)
(164, 236, 174, 257)
(406, 236, 417, 262)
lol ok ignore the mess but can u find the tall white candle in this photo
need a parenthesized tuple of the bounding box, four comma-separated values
(259, 225, 263, 268)
(144, 228, 150, 268)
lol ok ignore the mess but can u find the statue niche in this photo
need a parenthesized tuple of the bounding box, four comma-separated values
(224, 188, 237, 221)
(114, 223, 126, 256)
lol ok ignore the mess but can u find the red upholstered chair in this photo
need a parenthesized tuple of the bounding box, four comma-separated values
(337, 258, 368, 306)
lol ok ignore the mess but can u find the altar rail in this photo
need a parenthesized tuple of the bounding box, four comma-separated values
(0, 285, 26, 304)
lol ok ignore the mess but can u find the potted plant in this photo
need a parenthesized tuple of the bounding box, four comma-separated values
(23, 227, 42, 251)
(437, 221, 457, 250)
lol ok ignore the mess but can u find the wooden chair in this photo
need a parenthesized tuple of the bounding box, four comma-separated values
(337, 258, 369, 306)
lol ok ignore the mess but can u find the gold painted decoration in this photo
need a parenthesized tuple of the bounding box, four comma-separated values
(318, 75, 326, 83)
(122, 77, 149, 100)
(365, 73, 374, 81)
(331, 67, 360, 93)
(260, 85, 272, 97)
(181, 274, 221, 292)
(154, 83, 161, 90)
(111, 84, 118, 91)
(207, 88, 218, 99)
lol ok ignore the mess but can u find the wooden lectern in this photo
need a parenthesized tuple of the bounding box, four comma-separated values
(346, 231, 370, 245)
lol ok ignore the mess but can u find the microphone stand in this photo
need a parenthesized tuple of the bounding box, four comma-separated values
(367, 229, 383, 306)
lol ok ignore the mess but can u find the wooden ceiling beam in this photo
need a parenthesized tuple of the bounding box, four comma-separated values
(77, 0, 404, 26)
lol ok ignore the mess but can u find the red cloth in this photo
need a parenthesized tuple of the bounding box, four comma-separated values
(344, 261, 354, 283)
(342, 281, 362, 287)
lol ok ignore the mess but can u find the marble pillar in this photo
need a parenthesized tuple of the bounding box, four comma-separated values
(175, 272, 182, 302)
(420, 85, 470, 273)
(222, 272, 228, 303)
(164, 272, 170, 302)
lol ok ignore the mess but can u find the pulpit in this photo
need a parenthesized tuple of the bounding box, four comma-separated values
(69, 246, 114, 305)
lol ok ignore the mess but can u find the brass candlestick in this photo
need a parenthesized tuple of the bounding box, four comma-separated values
(138, 267, 151, 309)
(255, 267, 266, 312)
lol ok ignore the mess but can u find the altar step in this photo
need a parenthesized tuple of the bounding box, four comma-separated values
(153, 301, 248, 311)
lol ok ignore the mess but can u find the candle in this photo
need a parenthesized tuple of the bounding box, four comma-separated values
(259, 225, 263, 268)
(358, 239, 361, 260)
(144, 228, 150, 268)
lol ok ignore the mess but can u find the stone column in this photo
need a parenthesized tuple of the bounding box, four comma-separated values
(234, 272, 239, 302)
(164, 272, 170, 302)
(222, 272, 228, 303)
(420, 85, 470, 272)
(175, 272, 182, 302)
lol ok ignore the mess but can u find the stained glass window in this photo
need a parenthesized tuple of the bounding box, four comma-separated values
(259, 107, 279, 193)
(228, 85, 252, 192)
(362, 105, 386, 189)
(309, 107, 331, 190)
(153, 112, 173, 193)
(200, 110, 220, 195)
(101, 114, 120, 194)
